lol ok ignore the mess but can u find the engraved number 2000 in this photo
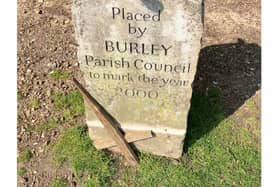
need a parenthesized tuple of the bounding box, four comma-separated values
(116, 88, 158, 99)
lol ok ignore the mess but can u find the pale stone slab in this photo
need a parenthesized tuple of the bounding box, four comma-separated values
(72, 0, 203, 158)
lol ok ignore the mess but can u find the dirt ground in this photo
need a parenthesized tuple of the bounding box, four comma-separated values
(17, 0, 261, 186)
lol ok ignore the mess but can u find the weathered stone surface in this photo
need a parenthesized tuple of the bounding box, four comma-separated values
(72, 0, 203, 158)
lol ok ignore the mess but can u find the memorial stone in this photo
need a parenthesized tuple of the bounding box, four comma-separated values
(72, 0, 203, 158)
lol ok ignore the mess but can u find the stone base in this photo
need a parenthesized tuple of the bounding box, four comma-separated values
(88, 120, 186, 159)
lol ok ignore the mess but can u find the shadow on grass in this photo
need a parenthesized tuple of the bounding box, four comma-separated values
(184, 39, 261, 151)
(48, 39, 261, 186)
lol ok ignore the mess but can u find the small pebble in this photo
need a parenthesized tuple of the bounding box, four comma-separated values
(63, 19, 70, 24)
(212, 81, 218, 85)
(171, 159, 180, 165)
(47, 63, 56, 68)
(25, 110, 31, 117)
(38, 147, 44, 153)
(27, 69, 32, 74)
(46, 90, 51, 97)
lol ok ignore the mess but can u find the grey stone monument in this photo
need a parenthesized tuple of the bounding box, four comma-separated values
(72, 0, 203, 158)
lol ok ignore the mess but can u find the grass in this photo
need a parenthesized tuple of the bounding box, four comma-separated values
(49, 89, 261, 186)
(17, 91, 23, 100)
(185, 87, 224, 148)
(37, 119, 59, 131)
(18, 167, 27, 177)
(52, 91, 84, 120)
(49, 126, 112, 186)
(50, 177, 67, 187)
(50, 70, 71, 81)
(30, 98, 40, 110)
(18, 149, 32, 163)
(25, 125, 34, 132)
